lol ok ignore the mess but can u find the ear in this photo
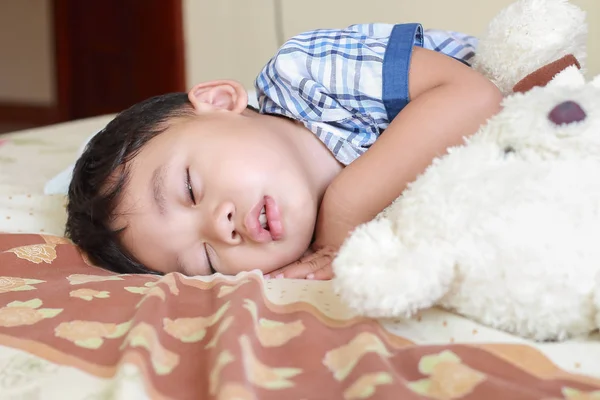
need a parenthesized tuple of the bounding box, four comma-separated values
(546, 65, 586, 89)
(592, 74, 600, 89)
(188, 80, 248, 114)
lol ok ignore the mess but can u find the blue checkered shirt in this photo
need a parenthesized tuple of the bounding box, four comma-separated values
(255, 23, 477, 165)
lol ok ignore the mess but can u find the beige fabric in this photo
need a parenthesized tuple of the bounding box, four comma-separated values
(0, 116, 114, 237)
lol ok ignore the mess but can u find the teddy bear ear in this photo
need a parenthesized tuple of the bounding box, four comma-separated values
(546, 65, 586, 89)
(512, 55, 582, 93)
(592, 74, 600, 88)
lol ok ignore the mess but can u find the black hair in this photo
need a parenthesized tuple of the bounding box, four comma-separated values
(65, 92, 197, 274)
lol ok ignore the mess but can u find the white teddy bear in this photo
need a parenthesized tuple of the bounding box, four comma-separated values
(471, 0, 587, 95)
(332, 0, 600, 342)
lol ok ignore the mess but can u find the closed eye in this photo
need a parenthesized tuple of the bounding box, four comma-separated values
(186, 168, 196, 204)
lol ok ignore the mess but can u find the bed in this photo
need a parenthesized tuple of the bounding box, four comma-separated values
(0, 117, 599, 399)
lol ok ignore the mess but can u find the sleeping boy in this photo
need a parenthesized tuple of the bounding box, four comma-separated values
(65, 23, 502, 280)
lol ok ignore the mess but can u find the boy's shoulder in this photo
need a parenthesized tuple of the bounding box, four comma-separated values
(252, 23, 479, 165)
(288, 23, 396, 39)
(257, 23, 395, 92)
(254, 23, 394, 120)
(254, 23, 403, 165)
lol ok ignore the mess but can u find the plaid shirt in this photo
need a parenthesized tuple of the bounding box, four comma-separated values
(255, 23, 477, 165)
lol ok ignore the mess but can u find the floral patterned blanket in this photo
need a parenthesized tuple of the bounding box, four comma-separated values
(0, 233, 599, 399)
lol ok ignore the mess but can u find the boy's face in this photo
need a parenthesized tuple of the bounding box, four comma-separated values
(112, 81, 323, 276)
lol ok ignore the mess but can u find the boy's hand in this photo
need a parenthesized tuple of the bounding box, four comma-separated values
(264, 182, 361, 281)
(265, 246, 337, 280)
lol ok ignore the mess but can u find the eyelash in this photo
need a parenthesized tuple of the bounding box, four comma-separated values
(186, 168, 196, 204)
(185, 168, 213, 273)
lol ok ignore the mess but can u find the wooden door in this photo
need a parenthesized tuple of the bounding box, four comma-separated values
(53, 0, 185, 121)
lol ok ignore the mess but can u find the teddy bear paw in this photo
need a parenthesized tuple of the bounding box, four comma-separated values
(332, 218, 455, 319)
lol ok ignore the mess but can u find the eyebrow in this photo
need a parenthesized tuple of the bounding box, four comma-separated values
(151, 165, 168, 216)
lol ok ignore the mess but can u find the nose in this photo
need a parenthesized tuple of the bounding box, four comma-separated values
(548, 100, 586, 125)
(210, 201, 241, 245)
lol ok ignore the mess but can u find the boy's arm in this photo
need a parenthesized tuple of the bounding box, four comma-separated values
(268, 47, 502, 280)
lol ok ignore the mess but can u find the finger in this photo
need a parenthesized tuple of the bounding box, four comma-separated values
(306, 264, 333, 281)
(264, 247, 337, 280)
(301, 248, 315, 258)
(297, 249, 323, 264)
(296, 246, 336, 265)
(264, 264, 300, 279)
(277, 261, 319, 279)
(274, 255, 332, 279)
(265, 259, 305, 279)
(264, 249, 321, 278)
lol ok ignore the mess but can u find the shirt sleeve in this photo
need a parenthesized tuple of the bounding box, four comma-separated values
(254, 24, 477, 166)
(255, 24, 400, 165)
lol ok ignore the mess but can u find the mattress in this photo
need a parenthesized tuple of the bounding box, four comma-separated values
(0, 117, 599, 399)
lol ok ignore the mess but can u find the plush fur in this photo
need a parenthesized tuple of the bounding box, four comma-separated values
(332, 0, 600, 342)
(471, 0, 587, 95)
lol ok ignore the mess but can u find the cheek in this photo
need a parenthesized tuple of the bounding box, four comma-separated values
(204, 142, 266, 174)
(209, 156, 296, 195)
(231, 138, 293, 167)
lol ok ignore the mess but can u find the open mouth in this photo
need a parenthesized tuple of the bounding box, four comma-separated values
(258, 206, 270, 231)
(245, 196, 283, 243)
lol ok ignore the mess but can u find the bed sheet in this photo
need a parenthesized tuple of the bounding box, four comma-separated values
(0, 116, 114, 237)
(0, 118, 599, 399)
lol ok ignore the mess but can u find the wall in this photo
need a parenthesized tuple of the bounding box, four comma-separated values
(0, 0, 598, 106)
(0, 0, 55, 105)
(182, 0, 280, 90)
(573, 0, 599, 77)
(280, 0, 600, 80)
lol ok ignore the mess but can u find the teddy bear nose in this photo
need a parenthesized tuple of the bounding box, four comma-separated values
(548, 101, 586, 125)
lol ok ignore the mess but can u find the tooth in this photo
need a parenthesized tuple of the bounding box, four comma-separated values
(260, 206, 266, 215)
(258, 213, 267, 229)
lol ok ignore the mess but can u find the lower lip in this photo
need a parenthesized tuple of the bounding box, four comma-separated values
(264, 196, 284, 240)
